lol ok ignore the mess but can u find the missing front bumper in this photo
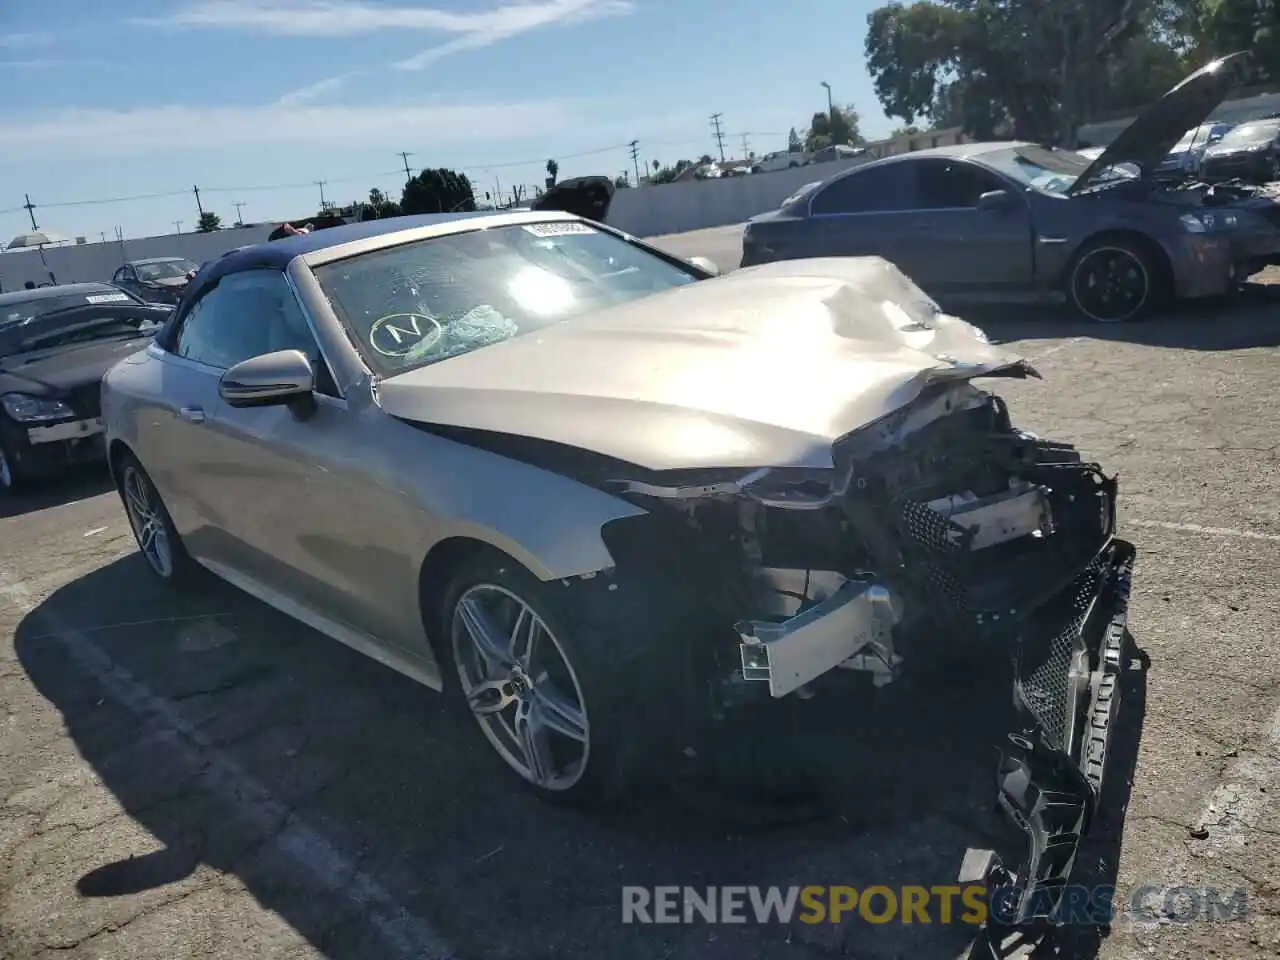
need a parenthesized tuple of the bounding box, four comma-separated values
(971, 537, 1136, 928)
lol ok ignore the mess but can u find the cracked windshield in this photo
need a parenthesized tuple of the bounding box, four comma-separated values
(1, 1, 1278, 960)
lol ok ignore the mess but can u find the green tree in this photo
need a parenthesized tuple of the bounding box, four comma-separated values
(863, 0, 1203, 145)
(698, 153, 713, 165)
(891, 124, 921, 138)
(401, 168, 476, 215)
(652, 158, 661, 172)
(545, 158, 559, 186)
(614, 172, 631, 188)
(197, 211, 221, 232)
(359, 187, 401, 220)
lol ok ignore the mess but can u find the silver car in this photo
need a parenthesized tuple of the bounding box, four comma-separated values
(102, 210, 1137, 925)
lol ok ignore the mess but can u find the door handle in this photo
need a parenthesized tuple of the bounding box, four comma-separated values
(179, 406, 205, 424)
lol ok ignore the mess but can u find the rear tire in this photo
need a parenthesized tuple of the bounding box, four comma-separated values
(114, 451, 199, 587)
(1066, 237, 1166, 323)
(438, 549, 687, 806)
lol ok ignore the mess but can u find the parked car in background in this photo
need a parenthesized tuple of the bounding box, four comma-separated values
(101, 209, 1135, 928)
(808, 144, 867, 165)
(0, 283, 170, 492)
(741, 53, 1280, 323)
(751, 150, 808, 173)
(1157, 121, 1233, 176)
(112, 257, 199, 304)
(1198, 117, 1280, 183)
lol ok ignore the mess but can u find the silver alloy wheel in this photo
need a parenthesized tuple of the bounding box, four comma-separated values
(451, 582, 590, 791)
(121, 465, 174, 578)
(0, 448, 11, 491)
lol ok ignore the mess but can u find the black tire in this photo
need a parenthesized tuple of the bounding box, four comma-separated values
(438, 548, 688, 806)
(0, 439, 29, 496)
(1066, 237, 1166, 323)
(114, 450, 200, 588)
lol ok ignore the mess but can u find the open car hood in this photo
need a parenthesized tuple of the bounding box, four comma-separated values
(1068, 51, 1250, 194)
(529, 176, 616, 224)
(375, 257, 1035, 472)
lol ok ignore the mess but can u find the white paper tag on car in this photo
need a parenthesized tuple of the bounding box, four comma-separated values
(522, 222, 597, 237)
(85, 293, 131, 304)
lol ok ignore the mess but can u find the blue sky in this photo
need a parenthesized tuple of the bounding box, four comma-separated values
(0, 0, 892, 242)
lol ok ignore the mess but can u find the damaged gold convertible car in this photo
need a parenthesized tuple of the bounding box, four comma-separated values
(102, 197, 1137, 926)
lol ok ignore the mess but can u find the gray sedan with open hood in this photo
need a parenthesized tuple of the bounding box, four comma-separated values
(102, 209, 1138, 927)
(743, 52, 1280, 322)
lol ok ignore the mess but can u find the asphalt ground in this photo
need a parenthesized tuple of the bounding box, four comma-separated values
(2, 229, 1280, 960)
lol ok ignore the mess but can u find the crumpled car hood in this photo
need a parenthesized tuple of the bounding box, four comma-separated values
(376, 257, 1033, 472)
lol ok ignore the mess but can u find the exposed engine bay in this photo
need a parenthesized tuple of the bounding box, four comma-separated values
(601, 379, 1137, 928)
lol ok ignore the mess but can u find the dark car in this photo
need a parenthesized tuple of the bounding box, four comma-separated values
(0, 283, 170, 493)
(1198, 117, 1280, 183)
(742, 52, 1280, 323)
(1156, 121, 1234, 177)
(112, 257, 200, 304)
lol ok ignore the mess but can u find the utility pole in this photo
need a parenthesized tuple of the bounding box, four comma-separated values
(399, 152, 414, 183)
(233, 201, 246, 224)
(99, 232, 106, 244)
(22, 193, 37, 230)
(710, 113, 726, 163)
(739, 133, 751, 158)
(315, 180, 328, 208)
(193, 184, 204, 216)
(628, 140, 641, 185)
(820, 81, 833, 119)
(173, 220, 183, 234)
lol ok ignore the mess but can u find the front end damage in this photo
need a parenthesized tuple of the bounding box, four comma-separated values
(607, 378, 1136, 929)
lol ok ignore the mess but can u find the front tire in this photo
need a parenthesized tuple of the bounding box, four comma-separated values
(439, 551, 678, 805)
(1066, 238, 1165, 323)
(0, 440, 26, 496)
(115, 452, 198, 587)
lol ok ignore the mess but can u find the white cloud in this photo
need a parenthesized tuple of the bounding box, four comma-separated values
(133, 0, 632, 38)
(0, 99, 580, 159)
(393, 0, 630, 70)
(0, 30, 55, 49)
(275, 72, 361, 105)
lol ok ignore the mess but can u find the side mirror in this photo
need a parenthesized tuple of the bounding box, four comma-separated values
(977, 189, 1016, 212)
(688, 255, 721, 276)
(220, 349, 316, 413)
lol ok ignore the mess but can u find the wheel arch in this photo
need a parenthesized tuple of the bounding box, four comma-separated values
(107, 438, 134, 485)
(1062, 228, 1175, 294)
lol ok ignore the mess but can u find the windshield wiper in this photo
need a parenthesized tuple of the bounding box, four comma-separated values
(19, 318, 153, 351)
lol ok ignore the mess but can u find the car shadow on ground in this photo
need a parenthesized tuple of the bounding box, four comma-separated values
(0, 467, 114, 520)
(15, 556, 1147, 960)
(968, 283, 1280, 352)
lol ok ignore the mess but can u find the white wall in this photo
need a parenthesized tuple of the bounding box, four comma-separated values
(0, 160, 868, 292)
(0, 225, 274, 292)
(607, 157, 868, 236)
(1078, 90, 1280, 146)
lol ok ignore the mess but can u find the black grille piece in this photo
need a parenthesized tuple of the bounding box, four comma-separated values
(66, 382, 102, 419)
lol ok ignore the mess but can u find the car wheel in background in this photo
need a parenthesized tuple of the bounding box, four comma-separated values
(115, 451, 198, 586)
(0, 441, 26, 495)
(1066, 237, 1165, 323)
(439, 550, 676, 805)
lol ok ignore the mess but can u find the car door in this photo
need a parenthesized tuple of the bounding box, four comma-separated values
(140, 281, 241, 561)
(185, 270, 424, 650)
(112, 266, 134, 297)
(892, 158, 1034, 295)
(802, 162, 914, 266)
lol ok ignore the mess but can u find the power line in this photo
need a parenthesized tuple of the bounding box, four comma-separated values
(4, 133, 786, 222)
(399, 151, 414, 183)
(710, 113, 726, 164)
(628, 140, 641, 187)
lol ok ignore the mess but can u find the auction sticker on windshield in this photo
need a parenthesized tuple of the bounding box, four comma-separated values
(522, 222, 597, 237)
(85, 293, 131, 304)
